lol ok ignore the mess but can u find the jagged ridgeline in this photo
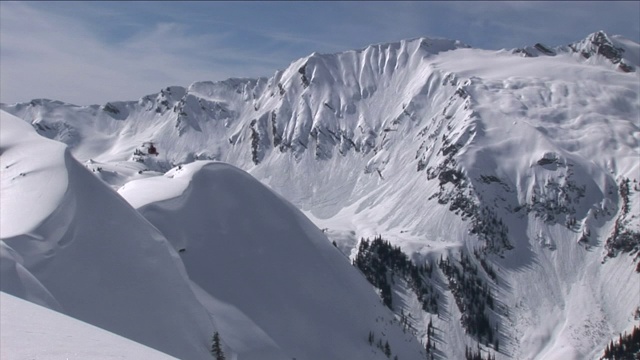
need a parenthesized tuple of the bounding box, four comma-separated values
(6, 31, 637, 263)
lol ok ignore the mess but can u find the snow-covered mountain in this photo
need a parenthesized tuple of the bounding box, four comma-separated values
(0, 110, 424, 359)
(2, 30, 639, 359)
(512, 31, 638, 71)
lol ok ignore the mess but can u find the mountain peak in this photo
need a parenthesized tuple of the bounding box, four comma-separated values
(573, 30, 622, 57)
(567, 30, 638, 71)
(510, 30, 638, 72)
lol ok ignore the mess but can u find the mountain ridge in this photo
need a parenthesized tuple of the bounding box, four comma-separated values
(1, 30, 639, 359)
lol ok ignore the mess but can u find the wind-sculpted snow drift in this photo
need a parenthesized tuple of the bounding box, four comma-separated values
(119, 161, 425, 360)
(2, 31, 640, 359)
(0, 111, 214, 359)
(0, 111, 424, 359)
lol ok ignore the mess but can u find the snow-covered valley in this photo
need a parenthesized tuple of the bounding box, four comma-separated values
(1, 31, 639, 359)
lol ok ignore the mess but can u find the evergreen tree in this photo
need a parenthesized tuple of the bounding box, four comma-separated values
(211, 332, 225, 360)
(354, 236, 439, 313)
(600, 325, 640, 359)
(440, 252, 498, 346)
(384, 341, 391, 358)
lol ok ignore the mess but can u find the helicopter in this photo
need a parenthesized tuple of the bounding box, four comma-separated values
(142, 141, 159, 156)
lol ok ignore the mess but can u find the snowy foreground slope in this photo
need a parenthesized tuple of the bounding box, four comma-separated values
(119, 161, 425, 360)
(0, 111, 214, 359)
(2, 31, 640, 359)
(0, 292, 176, 359)
(0, 110, 424, 359)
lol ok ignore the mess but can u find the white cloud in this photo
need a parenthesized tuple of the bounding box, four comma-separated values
(0, 3, 287, 105)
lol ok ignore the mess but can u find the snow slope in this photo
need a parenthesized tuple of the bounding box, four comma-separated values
(1, 109, 425, 359)
(118, 160, 426, 360)
(0, 111, 215, 359)
(0, 291, 177, 360)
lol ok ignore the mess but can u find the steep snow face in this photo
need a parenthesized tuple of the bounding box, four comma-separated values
(0, 111, 215, 359)
(0, 291, 177, 359)
(118, 160, 426, 360)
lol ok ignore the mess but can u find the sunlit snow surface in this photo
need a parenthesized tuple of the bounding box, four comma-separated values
(0, 292, 177, 359)
(1, 111, 215, 359)
(2, 32, 639, 359)
(119, 160, 425, 360)
(0, 111, 424, 359)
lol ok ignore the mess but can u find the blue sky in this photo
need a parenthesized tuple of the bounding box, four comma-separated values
(1, 1, 638, 105)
